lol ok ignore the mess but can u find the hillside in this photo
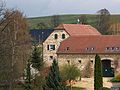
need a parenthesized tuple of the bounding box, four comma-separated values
(27, 14, 120, 29)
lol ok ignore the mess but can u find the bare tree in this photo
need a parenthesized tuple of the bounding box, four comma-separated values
(108, 16, 120, 35)
(82, 60, 93, 78)
(96, 8, 111, 35)
(79, 15, 88, 24)
(114, 59, 119, 74)
(51, 15, 60, 28)
(0, 9, 31, 89)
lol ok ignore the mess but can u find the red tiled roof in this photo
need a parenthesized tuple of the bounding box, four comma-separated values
(54, 24, 101, 36)
(57, 35, 120, 54)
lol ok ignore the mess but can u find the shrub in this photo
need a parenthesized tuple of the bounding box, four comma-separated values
(115, 74, 120, 80)
(110, 73, 120, 82)
(60, 64, 81, 87)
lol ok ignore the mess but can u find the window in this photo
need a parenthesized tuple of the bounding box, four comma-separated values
(111, 47, 115, 50)
(62, 34, 65, 39)
(50, 56, 53, 60)
(85, 47, 94, 51)
(66, 47, 69, 51)
(116, 47, 119, 50)
(86, 48, 89, 51)
(49, 45, 55, 50)
(78, 60, 81, 63)
(67, 60, 70, 63)
(54, 34, 58, 39)
(106, 47, 110, 50)
(91, 48, 94, 51)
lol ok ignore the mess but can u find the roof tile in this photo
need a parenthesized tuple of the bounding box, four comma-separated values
(55, 24, 101, 36)
(57, 35, 120, 54)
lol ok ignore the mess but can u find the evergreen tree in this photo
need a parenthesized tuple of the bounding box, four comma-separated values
(44, 59, 65, 90)
(24, 59, 32, 90)
(31, 45, 43, 71)
(94, 54, 103, 90)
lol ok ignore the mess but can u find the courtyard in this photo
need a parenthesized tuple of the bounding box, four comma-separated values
(74, 77, 112, 90)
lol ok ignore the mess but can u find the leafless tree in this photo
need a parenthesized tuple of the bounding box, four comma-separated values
(114, 58, 119, 74)
(82, 60, 93, 78)
(51, 15, 60, 28)
(0, 8, 31, 89)
(96, 8, 111, 35)
(79, 15, 88, 24)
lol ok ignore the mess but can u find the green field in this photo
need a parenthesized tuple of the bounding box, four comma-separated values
(27, 14, 120, 29)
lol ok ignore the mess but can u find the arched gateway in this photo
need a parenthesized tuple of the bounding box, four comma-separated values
(102, 59, 114, 77)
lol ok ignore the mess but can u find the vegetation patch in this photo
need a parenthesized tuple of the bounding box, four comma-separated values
(110, 74, 120, 82)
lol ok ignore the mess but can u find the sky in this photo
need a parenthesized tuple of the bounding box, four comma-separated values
(5, 0, 120, 17)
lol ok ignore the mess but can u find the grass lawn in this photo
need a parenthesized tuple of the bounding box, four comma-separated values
(27, 14, 120, 29)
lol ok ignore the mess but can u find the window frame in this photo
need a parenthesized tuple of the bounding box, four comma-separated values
(54, 34, 58, 39)
(62, 34, 65, 39)
(49, 44, 55, 50)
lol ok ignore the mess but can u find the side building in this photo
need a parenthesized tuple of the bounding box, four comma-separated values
(57, 35, 120, 76)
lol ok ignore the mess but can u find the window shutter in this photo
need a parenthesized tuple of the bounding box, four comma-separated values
(47, 45, 49, 50)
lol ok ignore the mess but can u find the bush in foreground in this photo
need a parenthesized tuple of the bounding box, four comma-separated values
(110, 73, 120, 82)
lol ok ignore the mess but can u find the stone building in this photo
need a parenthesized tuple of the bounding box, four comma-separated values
(43, 24, 120, 77)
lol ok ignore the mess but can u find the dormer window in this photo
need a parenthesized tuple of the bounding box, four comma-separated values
(66, 47, 69, 51)
(111, 47, 115, 50)
(116, 47, 119, 50)
(106, 47, 110, 50)
(91, 48, 94, 51)
(54, 34, 58, 39)
(85, 47, 94, 51)
(62, 34, 65, 39)
(86, 48, 89, 51)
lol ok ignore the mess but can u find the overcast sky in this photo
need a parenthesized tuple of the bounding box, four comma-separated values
(5, 0, 120, 17)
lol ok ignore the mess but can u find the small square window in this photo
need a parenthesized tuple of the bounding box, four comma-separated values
(78, 60, 81, 63)
(116, 47, 119, 50)
(49, 45, 55, 50)
(112, 47, 115, 50)
(86, 48, 89, 51)
(50, 56, 53, 60)
(91, 60, 93, 63)
(91, 48, 94, 50)
(106, 47, 110, 50)
(67, 60, 70, 63)
(66, 47, 69, 50)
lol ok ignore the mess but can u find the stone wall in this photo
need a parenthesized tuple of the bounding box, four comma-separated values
(57, 54, 120, 76)
(43, 29, 69, 66)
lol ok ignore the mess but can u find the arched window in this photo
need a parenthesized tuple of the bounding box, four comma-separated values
(62, 34, 65, 39)
(54, 34, 58, 39)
